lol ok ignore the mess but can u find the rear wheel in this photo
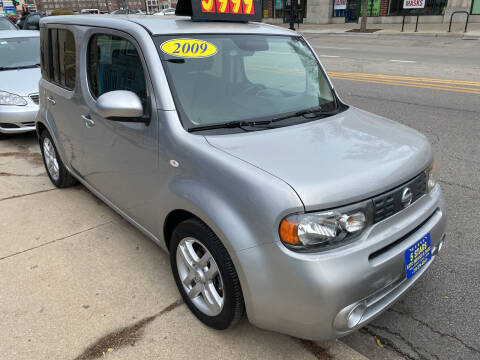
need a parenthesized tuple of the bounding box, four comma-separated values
(40, 131, 77, 188)
(170, 218, 245, 329)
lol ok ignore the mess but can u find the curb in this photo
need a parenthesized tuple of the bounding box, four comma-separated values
(316, 340, 369, 360)
(297, 29, 479, 39)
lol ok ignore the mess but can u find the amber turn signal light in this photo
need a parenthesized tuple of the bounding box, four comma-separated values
(279, 218, 300, 245)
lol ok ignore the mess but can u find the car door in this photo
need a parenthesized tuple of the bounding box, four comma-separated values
(41, 27, 85, 170)
(79, 30, 159, 228)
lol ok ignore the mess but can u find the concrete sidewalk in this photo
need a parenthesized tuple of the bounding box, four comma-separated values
(265, 22, 480, 39)
(0, 133, 369, 359)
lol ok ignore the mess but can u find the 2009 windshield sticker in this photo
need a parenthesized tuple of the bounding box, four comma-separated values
(161, 39, 217, 58)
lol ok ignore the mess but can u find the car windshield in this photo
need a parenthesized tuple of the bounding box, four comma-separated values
(156, 35, 339, 131)
(0, 17, 17, 30)
(0, 37, 40, 69)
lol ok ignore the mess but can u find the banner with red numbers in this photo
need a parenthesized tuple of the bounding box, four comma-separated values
(190, 0, 262, 21)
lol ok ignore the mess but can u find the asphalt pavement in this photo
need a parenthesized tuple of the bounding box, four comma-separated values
(302, 33, 480, 360)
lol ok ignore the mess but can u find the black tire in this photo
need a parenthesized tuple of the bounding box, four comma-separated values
(170, 218, 245, 330)
(40, 130, 77, 188)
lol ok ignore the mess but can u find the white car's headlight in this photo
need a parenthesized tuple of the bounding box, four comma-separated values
(426, 160, 436, 193)
(0, 91, 28, 106)
(280, 200, 373, 252)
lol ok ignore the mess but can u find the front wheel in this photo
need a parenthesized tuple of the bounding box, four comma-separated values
(170, 218, 245, 329)
(40, 131, 77, 188)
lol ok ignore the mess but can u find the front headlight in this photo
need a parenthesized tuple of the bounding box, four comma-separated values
(279, 200, 373, 252)
(0, 91, 28, 106)
(426, 160, 436, 193)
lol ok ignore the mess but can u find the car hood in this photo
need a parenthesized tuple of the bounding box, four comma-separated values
(0, 68, 41, 96)
(205, 107, 432, 211)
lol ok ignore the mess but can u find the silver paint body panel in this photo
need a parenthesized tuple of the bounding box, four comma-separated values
(36, 15, 446, 340)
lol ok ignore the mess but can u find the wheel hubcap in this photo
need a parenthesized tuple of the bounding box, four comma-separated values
(176, 237, 224, 316)
(43, 138, 59, 181)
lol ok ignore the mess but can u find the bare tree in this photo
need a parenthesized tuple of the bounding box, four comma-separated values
(360, 0, 368, 32)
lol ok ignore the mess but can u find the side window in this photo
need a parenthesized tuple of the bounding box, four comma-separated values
(87, 34, 147, 108)
(59, 30, 76, 89)
(51, 29, 61, 84)
(40, 28, 50, 80)
(45, 28, 76, 90)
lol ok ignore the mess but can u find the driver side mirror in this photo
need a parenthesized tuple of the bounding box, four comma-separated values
(96, 90, 144, 122)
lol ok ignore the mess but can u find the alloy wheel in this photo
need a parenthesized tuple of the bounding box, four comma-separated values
(43, 138, 60, 181)
(176, 237, 225, 316)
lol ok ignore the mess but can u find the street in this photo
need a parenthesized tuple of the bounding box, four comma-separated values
(303, 34, 480, 360)
(1, 33, 479, 359)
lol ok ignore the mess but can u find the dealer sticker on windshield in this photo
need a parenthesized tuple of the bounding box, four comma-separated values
(161, 39, 217, 58)
(404, 233, 432, 279)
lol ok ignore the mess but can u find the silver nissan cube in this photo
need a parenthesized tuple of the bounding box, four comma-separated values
(36, 13, 446, 340)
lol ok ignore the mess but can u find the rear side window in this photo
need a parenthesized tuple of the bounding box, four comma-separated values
(40, 28, 50, 80)
(87, 34, 147, 107)
(41, 28, 76, 90)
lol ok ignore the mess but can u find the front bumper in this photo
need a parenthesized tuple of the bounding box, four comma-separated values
(237, 184, 446, 340)
(0, 97, 38, 134)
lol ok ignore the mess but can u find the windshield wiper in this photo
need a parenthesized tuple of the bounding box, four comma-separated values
(188, 120, 272, 132)
(0, 64, 40, 71)
(271, 105, 340, 123)
(187, 105, 342, 133)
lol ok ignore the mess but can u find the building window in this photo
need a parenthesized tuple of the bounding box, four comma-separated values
(388, 0, 447, 15)
(472, 0, 480, 15)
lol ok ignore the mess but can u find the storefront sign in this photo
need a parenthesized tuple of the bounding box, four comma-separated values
(403, 0, 425, 9)
(275, 0, 282, 9)
(334, 0, 347, 10)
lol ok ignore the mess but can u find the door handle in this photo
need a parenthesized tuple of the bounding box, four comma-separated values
(81, 115, 95, 128)
(47, 96, 56, 105)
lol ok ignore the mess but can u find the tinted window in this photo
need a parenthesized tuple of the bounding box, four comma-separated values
(42, 28, 76, 90)
(40, 28, 50, 79)
(87, 34, 147, 107)
(59, 30, 76, 89)
(51, 29, 60, 84)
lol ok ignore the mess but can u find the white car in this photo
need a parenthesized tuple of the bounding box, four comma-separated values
(0, 30, 40, 138)
(154, 8, 176, 15)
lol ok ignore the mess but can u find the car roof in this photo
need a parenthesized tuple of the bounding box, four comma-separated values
(0, 30, 40, 38)
(41, 15, 295, 36)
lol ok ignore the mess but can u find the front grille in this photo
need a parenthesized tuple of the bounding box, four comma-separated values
(369, 209, 437, 263)
(373, 172, 427, 223)
(29, 94, 39, 104)
(0, 123, 19, 129)
(22, 122, 35, 127)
